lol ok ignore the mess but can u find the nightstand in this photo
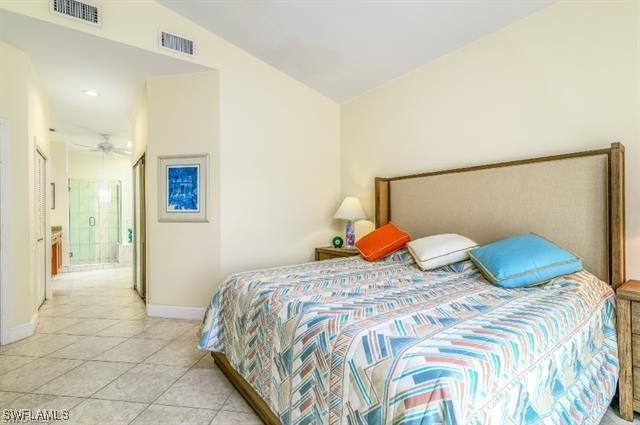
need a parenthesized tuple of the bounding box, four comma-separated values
(315, 246, 359, 261)
(616, 280, 640, 420)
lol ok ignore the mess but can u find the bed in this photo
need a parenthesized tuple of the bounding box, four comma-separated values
(199, 143, 626, 425)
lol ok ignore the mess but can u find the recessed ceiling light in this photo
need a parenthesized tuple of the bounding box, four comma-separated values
(127, 140, 132, 148)
(82, 90, 100, 97)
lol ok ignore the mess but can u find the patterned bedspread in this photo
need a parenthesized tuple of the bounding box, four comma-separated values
(199, 250, 618, 425)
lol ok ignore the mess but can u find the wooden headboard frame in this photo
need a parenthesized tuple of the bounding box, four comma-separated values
(375, 143, 626, 288)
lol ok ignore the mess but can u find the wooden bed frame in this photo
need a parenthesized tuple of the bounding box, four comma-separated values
(212, 352, 281, 424)
(213, 143, 626, 425)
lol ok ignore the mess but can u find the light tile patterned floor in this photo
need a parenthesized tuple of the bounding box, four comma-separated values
(0, 268, 260, 424)
(0, 267, 636, 424)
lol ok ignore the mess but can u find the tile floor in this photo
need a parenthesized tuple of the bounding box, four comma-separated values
(0, 268, 261, 424)
(0, 267, 635, 424)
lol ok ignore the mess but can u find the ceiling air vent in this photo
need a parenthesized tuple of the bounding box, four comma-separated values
(50, 0, 101, 26)
(159, 30, 195, 56)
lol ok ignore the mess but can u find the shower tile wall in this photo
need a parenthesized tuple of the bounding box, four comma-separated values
(69, 179, 121, 266)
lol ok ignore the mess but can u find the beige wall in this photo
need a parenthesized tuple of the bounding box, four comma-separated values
(68, 151, 133, 248)
(132, 88, 147, 163)
(145, 71, 220, 309)
(137, 68, 341, 311)
(1, 1, 342, 310)
(0, 41, 50, 334)
(8, 1, 630, 310)
(50, 140, 69, 267)
(219, 67, 341, 276)
(341, 1, 640, 278)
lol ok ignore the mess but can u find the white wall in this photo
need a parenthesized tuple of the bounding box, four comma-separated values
(50, 140, 69, 267)
(0, 41, 50, 342)
(68, 151, 133, 249)
(341, 1, 640, 278)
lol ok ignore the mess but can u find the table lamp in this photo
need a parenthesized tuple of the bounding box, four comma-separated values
(334, 196, 367, 249)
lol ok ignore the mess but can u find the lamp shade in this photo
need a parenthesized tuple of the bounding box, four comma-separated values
(334, 196, 367, 220)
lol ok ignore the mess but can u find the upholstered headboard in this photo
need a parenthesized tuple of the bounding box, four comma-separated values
(375, 143, 625, 287)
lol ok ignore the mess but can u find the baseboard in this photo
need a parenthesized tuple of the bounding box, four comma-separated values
(2, 312, 38, 345)
(146, 304, 205, 320)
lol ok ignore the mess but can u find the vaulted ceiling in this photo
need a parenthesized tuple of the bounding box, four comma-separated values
(159, 0, 552, 101)
(0, 10, 208, 149)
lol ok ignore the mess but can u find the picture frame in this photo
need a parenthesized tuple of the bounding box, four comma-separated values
(50, 182, 56, 210)
(158, 154, 209, 222)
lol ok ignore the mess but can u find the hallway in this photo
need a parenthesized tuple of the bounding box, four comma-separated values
(0, 269, 261, 424)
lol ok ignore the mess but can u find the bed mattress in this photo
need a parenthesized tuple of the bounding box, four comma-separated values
(199, 250, 618, 424)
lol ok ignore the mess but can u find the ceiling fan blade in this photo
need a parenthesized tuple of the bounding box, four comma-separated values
(75, 144, 97, 149)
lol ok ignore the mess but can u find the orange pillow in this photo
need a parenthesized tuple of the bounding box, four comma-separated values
(356, 223, 411, 262)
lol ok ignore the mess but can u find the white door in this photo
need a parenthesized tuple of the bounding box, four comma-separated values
(35, 149, 46, 307)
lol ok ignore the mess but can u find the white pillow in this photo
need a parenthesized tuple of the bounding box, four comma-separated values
(407, 234, 478, 271)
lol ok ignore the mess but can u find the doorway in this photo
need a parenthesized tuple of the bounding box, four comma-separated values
(2, 9, 208, 315)
(34, 148, 47, 307)
(133, 154, 146, 300)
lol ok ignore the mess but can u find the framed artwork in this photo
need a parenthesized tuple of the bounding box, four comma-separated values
(50, 182, 56, 210)
(158, 154, 209, 222)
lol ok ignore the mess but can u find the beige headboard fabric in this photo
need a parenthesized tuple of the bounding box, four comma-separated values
(375, 144, 625, 287)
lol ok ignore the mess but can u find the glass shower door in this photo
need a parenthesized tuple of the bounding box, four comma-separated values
(69, 179, 121, 266)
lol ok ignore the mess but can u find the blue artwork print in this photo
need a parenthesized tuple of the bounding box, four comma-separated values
(167, 165, 200, 212)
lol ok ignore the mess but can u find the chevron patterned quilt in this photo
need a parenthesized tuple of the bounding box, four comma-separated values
(198, 249, 618, 425)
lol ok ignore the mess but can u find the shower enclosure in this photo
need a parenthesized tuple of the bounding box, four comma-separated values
(69, 179, 122, 266)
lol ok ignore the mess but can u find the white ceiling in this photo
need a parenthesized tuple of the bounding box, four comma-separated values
(159, 0, 552, 101)
(0, 10, 209, 150)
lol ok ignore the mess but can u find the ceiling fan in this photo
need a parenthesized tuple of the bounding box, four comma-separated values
(75, 135, 131, 157)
